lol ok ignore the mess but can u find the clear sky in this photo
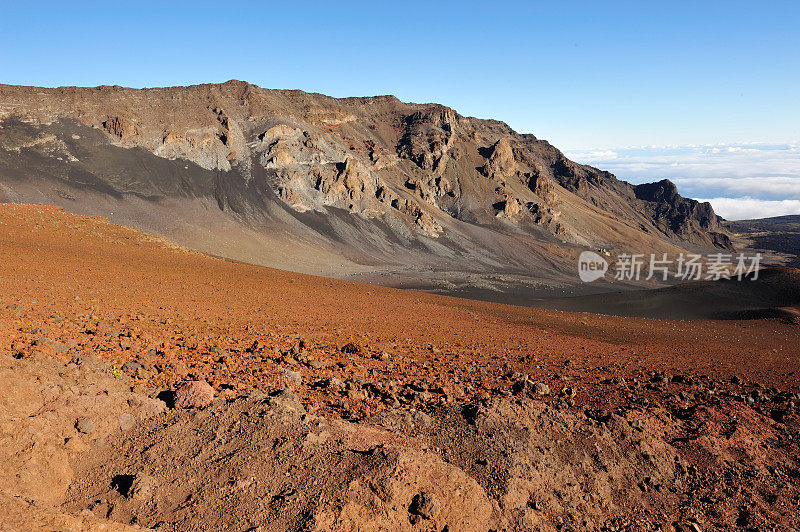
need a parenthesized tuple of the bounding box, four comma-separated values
(2, 0, 798, 149)
(1, 1, 799, 218)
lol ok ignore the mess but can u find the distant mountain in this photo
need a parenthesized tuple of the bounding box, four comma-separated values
(0, 81, 731, 297)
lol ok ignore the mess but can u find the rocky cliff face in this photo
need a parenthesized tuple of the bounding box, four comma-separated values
(0, 81, 732, 293)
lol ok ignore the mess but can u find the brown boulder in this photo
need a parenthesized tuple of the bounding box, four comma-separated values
(174, 380, 215, 409)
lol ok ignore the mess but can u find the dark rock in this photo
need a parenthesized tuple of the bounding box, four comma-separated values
(410, 491, 440, 519)
(585, 409, 612, 423)
(341, 342, 361, 355)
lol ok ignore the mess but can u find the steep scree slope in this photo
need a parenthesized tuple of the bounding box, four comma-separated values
(0, 81, 731, 294)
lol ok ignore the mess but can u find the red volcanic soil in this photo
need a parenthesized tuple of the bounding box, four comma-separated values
(2, 203, 800, 531)
(1, 203, 797, 404)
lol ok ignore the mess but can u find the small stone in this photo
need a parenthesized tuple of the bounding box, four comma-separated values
(118, 413, 136, 431)
(327, 377, 345, 391)
(630, 419, 646, 431)
(533, 382, 550, 396)
(174, 380, 215, 409)
(410, 492, 440, 519)
(290, 340, 307, 355)
(515, 379, 550, 397)
(341, 342, 361, 355)
(282, 368, 302, 385)
(560, 386, 576, 398)
(76, 417, 95, 434)
(267, 388, 306, 415)
(348, 388, 368, 401)
(122, 360, 144, 373)
(307, 360, 325, 370)
(128, 474, 155, 501)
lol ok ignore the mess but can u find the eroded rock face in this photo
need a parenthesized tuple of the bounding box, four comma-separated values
(0, 81, 730, 248)
(152, 105, 248, 172)
(397, 107, 458, 175)
(329, 157, 379, 206)
(102, 115, 140, 141)
(634, 179, 730, 246)
(527, 172, 558, 206)
(494, 196, 523, 219)
(481, 138, 517, 183)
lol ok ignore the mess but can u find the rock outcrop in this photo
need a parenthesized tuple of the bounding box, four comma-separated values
(634, 179, 730, 246)
(0, 81, 732, 286)
(481, 137, 517, 183)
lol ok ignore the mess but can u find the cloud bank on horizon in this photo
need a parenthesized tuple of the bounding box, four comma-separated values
(565, 143, 800, 221)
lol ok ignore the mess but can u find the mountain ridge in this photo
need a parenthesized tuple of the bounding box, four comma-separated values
(0, 80, 732, 299)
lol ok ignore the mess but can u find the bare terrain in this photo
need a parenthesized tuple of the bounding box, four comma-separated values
(1, 204, 799, 530)
(1, 81, 799, 531)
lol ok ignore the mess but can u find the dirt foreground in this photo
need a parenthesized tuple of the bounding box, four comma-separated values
(1, 204, 800, 531)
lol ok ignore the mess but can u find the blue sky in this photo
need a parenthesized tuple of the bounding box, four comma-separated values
(1, 1, 799, 218)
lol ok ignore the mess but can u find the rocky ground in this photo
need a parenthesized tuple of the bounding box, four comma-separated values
(1, 204, 800, 531)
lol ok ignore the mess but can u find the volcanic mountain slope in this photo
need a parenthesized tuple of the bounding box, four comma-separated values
(0, 81, 730, 295)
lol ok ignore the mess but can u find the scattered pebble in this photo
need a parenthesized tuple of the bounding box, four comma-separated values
(76, 417, 95, 434)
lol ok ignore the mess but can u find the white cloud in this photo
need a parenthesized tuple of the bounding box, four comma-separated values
(563, 149, 618, 162)
(697, 197, 800, 221)
(671, 176, 800, 197)
(564, 142, 800, 206)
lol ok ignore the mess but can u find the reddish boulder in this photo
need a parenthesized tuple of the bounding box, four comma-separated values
(174, 380, 214, 409)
